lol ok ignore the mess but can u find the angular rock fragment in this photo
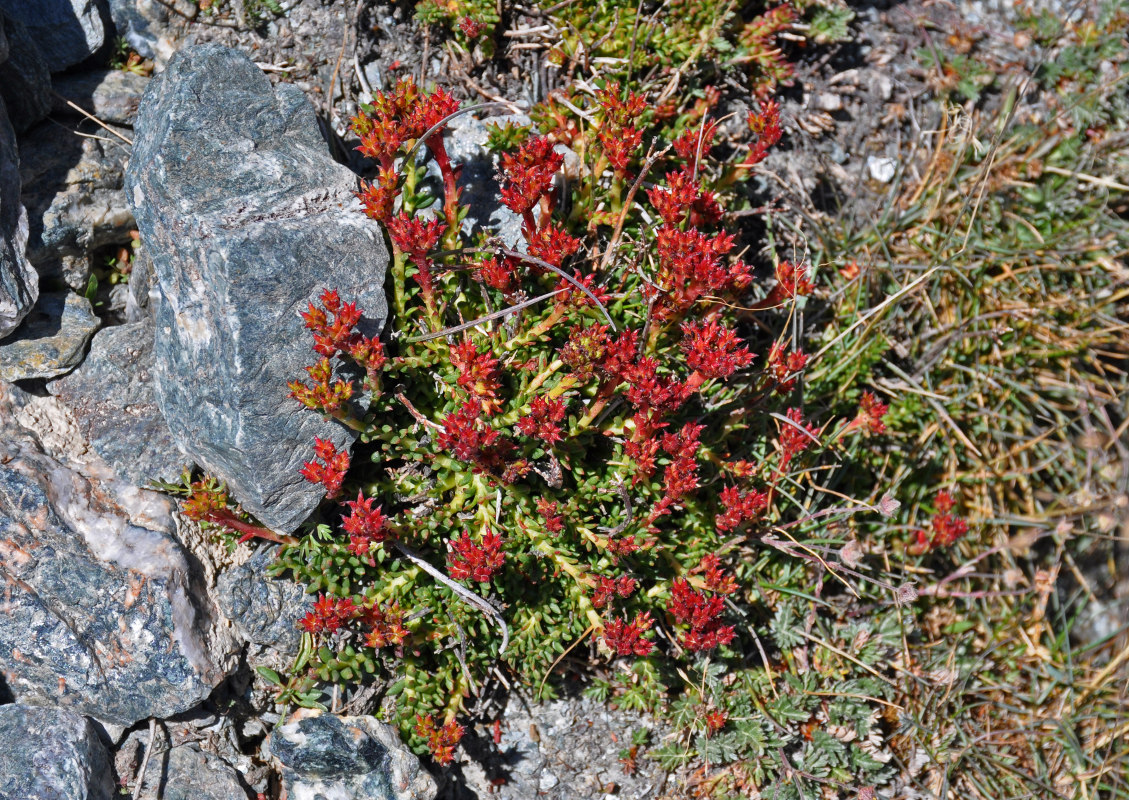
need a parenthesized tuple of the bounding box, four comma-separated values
(215, 547, 308, 666)
(50, 320, 188, 485)
(19, 117, 134, 291)
(0, 94, 36, 339)
(52, 69, 150, 126)
(0, 0, 105, 72)
(268, 710, 437, 800)
(133, 744, 250, 800)
(0, 704, 114, 800)
(126, 44, 389, 532)
(0, 291, 98, 381)
(0, 382, 235, 726)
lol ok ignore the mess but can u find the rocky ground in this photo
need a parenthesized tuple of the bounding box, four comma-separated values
(0, 0, 1090, 798)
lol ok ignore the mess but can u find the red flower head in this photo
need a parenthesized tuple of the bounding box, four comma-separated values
(744, 99, 782, 167)
(528, 223, 581, 269)
(341, 491, 388, 559)
(475, 256, 519, 295)
(517, 395, 568, 446)
(774, 260, 814, 299)
(598, 125, 643, 175)
(415, 715, 464, 765)
(408, 86, 460, 138)
(704, 709, 729, 736)
(668, 579, 734, 652)
(595, 83, 648, 128)
(603, 611, 655, 657)
(536, 498, 564, 533)
(437, 402, 514, 476)
(499, 136, 563, 216)
(450, 340, 502, 412)
(591, 575, 638, 608)
(846, 391, 889, 435)
(764, 341, 808, 393)
(299, 594, 358, 635)
(698, 554, 737, 595)
(288, 358, 355, 417)
(300, 437, 351, 499)
(362, 601, 409, 650)
(448, 530, 505, 583)
(909, 491, 969, 554)
(673, 120, 719, 163)
(560, 324, 611, 381)
(681, 320, 755, 382)
(459, 15, 486, 38)
(716, 485, 768, 532)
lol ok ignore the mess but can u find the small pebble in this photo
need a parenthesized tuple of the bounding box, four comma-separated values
(867, 156, 897, 183)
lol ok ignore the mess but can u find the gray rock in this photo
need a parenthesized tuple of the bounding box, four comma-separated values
(0, 704, 114, 800)
(0, 291, 98, 380)
(52, 69, 150, 126)
(0, 0, 104, 72)
(133, 744, 249, 800)
(0, 94, 37, 339)
(19, 118, 135, 291)
(108, 0, 179, 65)
(0, 13, 51, 133)
(267, 710, 437, 800)
(216, 547, 308, 664)
(126, 44, 389, 533)
(0, 381, 236, 726)
(0, 10, 8, 63)
(442, 113, 529, 248)
(49, 320, 188, 485)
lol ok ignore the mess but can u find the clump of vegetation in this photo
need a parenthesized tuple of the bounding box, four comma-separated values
(169, 0, 1129, 796)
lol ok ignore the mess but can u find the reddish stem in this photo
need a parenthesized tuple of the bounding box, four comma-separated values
(206, 510, 297, 546)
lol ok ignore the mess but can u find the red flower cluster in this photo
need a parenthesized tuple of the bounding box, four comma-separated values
(844, 391, 889, 435)
(697, 554, 737, 595)
(778, 407, 819, 471)
(437, 402, 516, 477)
(744, 99, 782, 167)
(450, 340, 502, 412)
(415, 714, 464, 765)
(288, 358, 354, 418)
(528, 223, 581, 269)
(387, 213, 446, 310)
(716, 485, 769, 532)
(458, 15, 486, 38)
(764, 341, 808, 393)
(295, 288, 385, 396)
(299, 594, 358, 635)
(536, 498, 564, 533)
(595, 83, 647, 175)
(623, 358, 691, 416)
(341, 491, 389, 560)
(648, 168, 723, 228)
(603, 611, 655, 657)
(668, 579, 734, 652)
(673, 119, 719, 164)
(517, 395, 567, 445)
(652, 226, 749, 320)
(361, 601, 409, 650)
(909, 491, 969, 554)
(474, 256, 519, 295)
(356, 165, 398, 223)
(353, 78, 459, 164)
(591, 575, 637, 608)
(705, 708, 729, 736)
(499, 136, 562, 219)
(448, 530, 505, 583)
(300, 437, 351, 499)
(681, 320, 755, 383)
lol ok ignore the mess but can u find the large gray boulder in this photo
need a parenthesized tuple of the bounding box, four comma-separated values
(0, 0, 105, 72)
(267, 710, 437, 800)
(0, 94, 36, 339)
(133, 744, 250, 800)
(0, 704, 114, 800)
(0, 381, 236, 727)
(126, 44, 388, 532)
